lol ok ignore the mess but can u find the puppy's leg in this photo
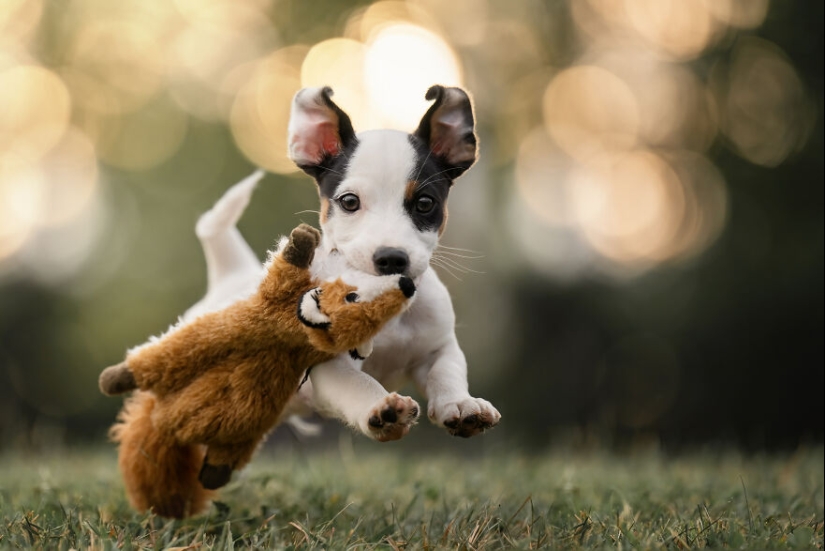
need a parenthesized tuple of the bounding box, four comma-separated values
(308, 356, 419, 442)
(415, 337, 501, 438)
(185, 171, 265, 320)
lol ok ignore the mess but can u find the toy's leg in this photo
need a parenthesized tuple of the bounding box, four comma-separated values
(307, 355, 420, 442)
(184, 171, 265, 321)
(412, 337, 501, 438)
(99, 362, 137, 395)
(199, 440, 260, 490)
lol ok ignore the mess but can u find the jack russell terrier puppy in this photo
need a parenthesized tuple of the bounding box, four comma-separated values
(188, 85, 501, 442)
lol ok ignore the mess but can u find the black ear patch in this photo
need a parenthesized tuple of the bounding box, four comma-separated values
(413, 85, 478, 178)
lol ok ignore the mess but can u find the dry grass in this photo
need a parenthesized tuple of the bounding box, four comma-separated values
(0, 445, 822, 549)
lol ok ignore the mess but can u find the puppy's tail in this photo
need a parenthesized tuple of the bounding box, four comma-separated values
(109, 391, 213, 518)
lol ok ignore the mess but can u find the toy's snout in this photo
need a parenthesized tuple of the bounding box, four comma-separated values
(297, 275, 416, 356)
(398, 276, 416, 298)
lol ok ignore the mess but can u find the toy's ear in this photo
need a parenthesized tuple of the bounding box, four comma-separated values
(297, 288, 331, 328)
(288, 87, 356, 175)
(413, 85, 477, 178)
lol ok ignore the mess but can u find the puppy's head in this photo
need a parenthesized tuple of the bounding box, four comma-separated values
(288, 85, 477, 279)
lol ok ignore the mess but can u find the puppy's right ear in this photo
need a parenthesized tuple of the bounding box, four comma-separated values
(288, 87, 356, 175)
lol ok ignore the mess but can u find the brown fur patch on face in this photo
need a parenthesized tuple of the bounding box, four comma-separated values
(405, 180, 417, 202)
(320, 197, 330, 224)
(438, 203, 449, 236)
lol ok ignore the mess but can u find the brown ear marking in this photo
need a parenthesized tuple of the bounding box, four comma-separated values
(438, 203, 449, 236)
(414, 85, 477, 177)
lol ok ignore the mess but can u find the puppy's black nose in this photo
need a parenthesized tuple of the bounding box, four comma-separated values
(373, 247, 409, 275)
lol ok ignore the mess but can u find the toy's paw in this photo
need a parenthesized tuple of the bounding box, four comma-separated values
(364, 393, 420, 442)
(283, 223, 321, 268)
(99, 361, 137, 396)
(199, 462, 233, 490)
(429, 397, 501, 438)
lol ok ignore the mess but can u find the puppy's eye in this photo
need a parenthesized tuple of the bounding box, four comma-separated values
(345, 292, 359, 303)
(415, 195, 435, 214)
(338, 193, 360, 212)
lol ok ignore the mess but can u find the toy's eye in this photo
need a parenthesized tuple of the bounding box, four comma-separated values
(345, 292, 359, 303)
(415, 195, 435, 214)
(337, 193, 360, 212)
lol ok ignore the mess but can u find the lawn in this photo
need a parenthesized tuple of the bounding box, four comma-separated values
(0, 444, 822, 549)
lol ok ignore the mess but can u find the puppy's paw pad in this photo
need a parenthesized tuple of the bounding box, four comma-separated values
(431, 397, 500, 438)
(365, 393, 419, 442)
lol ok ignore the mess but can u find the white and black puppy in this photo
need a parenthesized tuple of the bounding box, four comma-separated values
(189, 85, 500, 442)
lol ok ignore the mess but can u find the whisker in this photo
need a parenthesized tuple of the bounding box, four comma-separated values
(437, 244, 483, 254)
(316, 165, 343, 176)
(432, 254, 486, 275)
(435, 250, 485, 260)
(294, 209, 321, 216)
(414, 147, 434, 183)
(430, 259, 463, 281)
(417, 166, 460, 188)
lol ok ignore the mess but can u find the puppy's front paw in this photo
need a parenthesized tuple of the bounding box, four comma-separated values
(429, 397, 500, 438)
(363, 393, 419, 442)
(283, 224, 321, 268)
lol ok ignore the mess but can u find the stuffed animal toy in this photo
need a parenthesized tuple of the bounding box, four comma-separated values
(99, 223, 415, 518)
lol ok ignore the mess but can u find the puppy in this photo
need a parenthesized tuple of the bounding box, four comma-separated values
(195, 85, 501, 441)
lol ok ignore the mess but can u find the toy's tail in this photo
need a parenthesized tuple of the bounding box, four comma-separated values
(109, 391, 213, 518)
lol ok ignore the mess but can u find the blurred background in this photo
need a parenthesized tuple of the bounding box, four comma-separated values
(1, 0, 822, 454)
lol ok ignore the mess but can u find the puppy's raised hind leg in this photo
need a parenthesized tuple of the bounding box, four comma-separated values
(196, 170, 265, 287)
(185, 171, 265, 320)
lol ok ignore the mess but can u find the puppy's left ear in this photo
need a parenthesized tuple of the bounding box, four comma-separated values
(414, 85, 477, 178)
(288, 86, 356, 173)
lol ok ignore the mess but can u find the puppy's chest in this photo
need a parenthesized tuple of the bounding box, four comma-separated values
(362, 310, 443, 383)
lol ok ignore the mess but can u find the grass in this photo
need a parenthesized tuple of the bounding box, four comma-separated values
(0, 444, 822, 549)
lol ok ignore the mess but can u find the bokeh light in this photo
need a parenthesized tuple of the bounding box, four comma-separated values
(570, 150, 686, 268)
(623, 0, 719, 61)
(62, 20, 165, 116)
(0, 65, 72, 163)
(0, 0, 43, 50)
(718, 37, 814, 167)
(703, 0, 770, 30)
(168, 0, 280, 120)
(363, 23, 463, 130)
(543, 65, 640, 164)
(301, 38, 371, 129)
(0, 0, 815, 281)
(230, 46, 307, 174)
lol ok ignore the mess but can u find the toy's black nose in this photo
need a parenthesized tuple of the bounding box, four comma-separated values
(373, 247, 409, 275)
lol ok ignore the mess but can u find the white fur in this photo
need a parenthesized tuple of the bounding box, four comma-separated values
(319, 131, 438, 280)
(190, 127, 499, 439)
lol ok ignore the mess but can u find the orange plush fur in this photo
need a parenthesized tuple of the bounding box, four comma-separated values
(100, 224, 414, 518)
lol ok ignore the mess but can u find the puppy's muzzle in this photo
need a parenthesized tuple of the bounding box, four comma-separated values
(373, 247, 409, 275)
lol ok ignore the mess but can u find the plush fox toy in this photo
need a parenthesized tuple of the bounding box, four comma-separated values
(99, 223, 415, 518)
